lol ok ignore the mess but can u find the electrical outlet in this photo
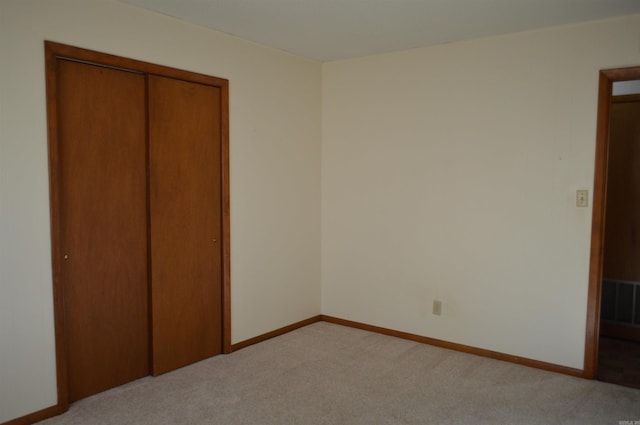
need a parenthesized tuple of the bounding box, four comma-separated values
(432, 300, 442, 316)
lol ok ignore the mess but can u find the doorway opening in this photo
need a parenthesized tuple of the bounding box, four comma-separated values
(585, 67, 640, 385)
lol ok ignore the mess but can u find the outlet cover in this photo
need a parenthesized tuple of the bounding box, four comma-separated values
(432, 300, 442, 316)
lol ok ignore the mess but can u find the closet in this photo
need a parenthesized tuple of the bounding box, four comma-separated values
(45, 42, 230, 404)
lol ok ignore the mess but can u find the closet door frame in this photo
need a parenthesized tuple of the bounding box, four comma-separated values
(44, 40, 231, 411)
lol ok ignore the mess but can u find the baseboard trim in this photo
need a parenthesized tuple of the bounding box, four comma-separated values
(1, 404, 66, 425)
(320, 315, 584, 378)
(230, 315, 322, 352)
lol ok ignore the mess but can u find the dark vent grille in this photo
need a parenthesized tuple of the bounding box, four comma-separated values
(602, 279, 640, 327)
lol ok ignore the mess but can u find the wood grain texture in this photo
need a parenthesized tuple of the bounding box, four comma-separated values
(57, 60, 149, 401)
(45, 41, 231, 423)
(320, 316, 583, 377)
(148, 75, 223, 375)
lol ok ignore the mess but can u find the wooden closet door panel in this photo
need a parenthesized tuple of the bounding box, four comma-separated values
(57, 60, 149, 401)
(148, 75, 222, 375)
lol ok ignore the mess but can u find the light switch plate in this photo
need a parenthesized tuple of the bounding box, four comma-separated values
(576, 190, 588, 207)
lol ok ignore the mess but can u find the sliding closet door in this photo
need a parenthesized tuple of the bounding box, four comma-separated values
(57, 60, 149, 401)
(148, 75, 223, 375)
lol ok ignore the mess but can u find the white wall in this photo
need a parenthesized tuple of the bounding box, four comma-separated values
(322, 15, 640, 370)
(0, 1, 321, 422)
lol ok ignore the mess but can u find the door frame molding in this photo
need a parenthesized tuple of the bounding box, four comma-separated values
(584, 66, 640, 378)
(44, 41, 231, 411)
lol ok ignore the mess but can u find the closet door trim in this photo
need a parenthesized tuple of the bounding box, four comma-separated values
(44, 40, 231, 413)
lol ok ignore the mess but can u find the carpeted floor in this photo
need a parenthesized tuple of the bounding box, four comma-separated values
(37, 322, 640, 424)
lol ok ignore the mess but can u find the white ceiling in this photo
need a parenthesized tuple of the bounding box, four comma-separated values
(119, 0, 640, 62)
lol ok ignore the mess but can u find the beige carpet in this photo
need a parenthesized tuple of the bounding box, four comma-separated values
(38, 322, 640, 424)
